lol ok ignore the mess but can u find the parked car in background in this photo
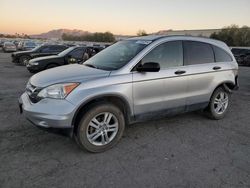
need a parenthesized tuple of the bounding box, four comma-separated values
(0, 39, 7, 48)
(19, 36, 238, 152)
(3, 42, 17, 52)
(231, 47, 250, 65)
(243, 53, 250, 66)
(12, 44, 68, 65)
(17, 41, 25, 50)
(13, 40, 19, 47)
(17, 41, 38, 51)
(27, 46, 103, 73)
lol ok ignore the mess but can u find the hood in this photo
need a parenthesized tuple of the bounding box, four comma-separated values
(30, 55, 59, 62)
(13, 50, 33, 56)
(30, 64, 110, 87)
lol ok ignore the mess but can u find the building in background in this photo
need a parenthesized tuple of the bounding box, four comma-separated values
(155, 29, 221, 37)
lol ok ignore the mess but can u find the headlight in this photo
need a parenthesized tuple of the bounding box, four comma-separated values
(37, 83, 79, 99)
(29, 62, 39, 65)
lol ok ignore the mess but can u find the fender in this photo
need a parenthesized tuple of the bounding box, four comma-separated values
(71, 93, 134, 129)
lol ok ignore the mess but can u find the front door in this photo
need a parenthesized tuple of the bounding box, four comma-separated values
(132, 41, 188, 118)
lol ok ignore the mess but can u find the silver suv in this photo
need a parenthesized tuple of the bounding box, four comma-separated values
(19, 36, 239, 152)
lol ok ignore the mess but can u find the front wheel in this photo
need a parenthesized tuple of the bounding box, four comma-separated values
(206, 87, 230, 120)
(75, 103, 125, 152)
(19, 55, 30, 66)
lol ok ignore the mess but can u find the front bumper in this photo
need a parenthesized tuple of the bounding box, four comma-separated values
(19, 93, 76, 129)
(5, 48, 17, 52)
(26, 64, 40, 73)
(11, 55, 19, 63)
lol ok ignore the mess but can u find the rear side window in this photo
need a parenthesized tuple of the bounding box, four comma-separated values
(184, 41, 214, 65)
(141, 41, 183, 69)
(213, 46, 233, 62)
(40, 45, 66, 53)
(40, 46, 51, 53)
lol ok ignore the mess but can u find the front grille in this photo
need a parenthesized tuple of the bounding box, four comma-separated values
(26, 82, 42, 103)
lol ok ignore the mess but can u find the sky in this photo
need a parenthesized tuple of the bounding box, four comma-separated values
(0, 0, 250, 35)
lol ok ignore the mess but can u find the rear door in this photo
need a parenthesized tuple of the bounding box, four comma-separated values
(132, 41, 188, 118)
(36, 45, 66, 57)
(33, 46, 54, 57)
(183, 41, 230, 108)
(52, 45, 67, 54)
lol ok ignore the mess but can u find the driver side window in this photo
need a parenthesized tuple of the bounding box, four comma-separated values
(69, 49, 84, 59)
(141, 41, 183, 69)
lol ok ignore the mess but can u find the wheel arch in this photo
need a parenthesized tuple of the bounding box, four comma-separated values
(19, 54, 31, 63)
(212, 79, 237, 96)
(72, 94, 133, 134)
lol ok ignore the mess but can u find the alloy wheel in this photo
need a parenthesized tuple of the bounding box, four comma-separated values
(86, 112, 119, 146)
(213, 91, 229, 115)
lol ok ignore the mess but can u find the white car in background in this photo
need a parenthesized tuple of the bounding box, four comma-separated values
(3, 42, 17, 52)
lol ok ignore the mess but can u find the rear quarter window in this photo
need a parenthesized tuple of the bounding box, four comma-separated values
(213, 45, 233, 62)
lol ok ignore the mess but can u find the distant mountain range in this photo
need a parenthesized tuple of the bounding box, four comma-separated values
(30, 29, 91, 39)
(30, 28, 221, 39)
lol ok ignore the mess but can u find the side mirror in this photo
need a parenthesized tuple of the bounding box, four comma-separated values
(137, 62, 160, 72)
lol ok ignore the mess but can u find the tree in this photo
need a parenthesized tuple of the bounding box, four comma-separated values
(210, 25, 250, 46)
(62, 32, 115, 42)
(137, 30, 148, 36)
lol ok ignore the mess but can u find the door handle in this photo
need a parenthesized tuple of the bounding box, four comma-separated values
(175, 70, 186, 75)
(213, 66, 221, 70)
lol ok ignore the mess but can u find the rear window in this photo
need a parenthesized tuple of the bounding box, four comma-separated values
(184, 41, 215, 65)
(213, 46, 233, 62)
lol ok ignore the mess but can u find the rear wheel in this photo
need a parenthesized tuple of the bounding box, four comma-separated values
(19, 55, 30, 66)
(75, 103, 125, 152)
(206, 87, 230, 120)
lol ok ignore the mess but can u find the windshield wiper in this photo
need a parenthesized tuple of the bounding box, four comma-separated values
(84, 64, 98, 69)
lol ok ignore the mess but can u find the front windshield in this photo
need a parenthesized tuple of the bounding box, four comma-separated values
(83, 40, 151, 70)
(58, 47, 74, 56)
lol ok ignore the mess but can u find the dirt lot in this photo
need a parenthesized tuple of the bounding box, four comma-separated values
(0, 50, 249, 188)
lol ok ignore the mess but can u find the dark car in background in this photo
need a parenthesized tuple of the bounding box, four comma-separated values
(12, 44, 68, 65)
(27, 46, 103, 73)
(231, 47, 250, 65)
(243, 53, 250, 66)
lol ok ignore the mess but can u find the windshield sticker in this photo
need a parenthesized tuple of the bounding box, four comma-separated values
(135, 40, 152, 45)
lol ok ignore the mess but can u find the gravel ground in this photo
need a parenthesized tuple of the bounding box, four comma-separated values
(0, 50, 249, 188)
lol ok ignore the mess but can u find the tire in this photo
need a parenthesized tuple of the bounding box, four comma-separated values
(75, 103, 125, 152)
(46, 64, 58, 70)
(19, 55, 30, 66)
(206, 87, 230, 120)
